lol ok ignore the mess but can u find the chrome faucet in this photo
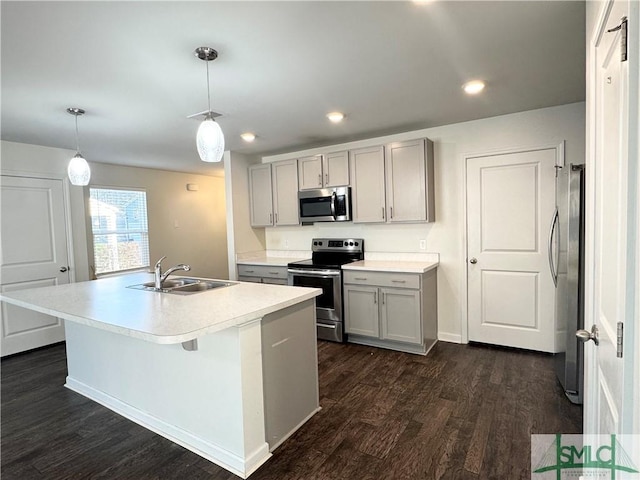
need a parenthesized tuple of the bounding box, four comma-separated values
(154, 256, 191, 289)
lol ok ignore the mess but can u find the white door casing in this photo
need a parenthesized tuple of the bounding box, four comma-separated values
(1, 175, 71, 356)
(466, 146, 558, 352)
(584, 0, 638, 439)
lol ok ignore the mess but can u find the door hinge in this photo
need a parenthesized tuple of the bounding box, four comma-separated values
(607, 16, 628, 62)
(616, 321, 624, 358)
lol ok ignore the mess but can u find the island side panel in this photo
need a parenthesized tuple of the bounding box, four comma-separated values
(261, 299, 320, 450)
(64, 321, 270, 478)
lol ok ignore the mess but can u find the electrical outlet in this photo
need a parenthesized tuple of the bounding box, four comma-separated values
(419, 239, 426, 250)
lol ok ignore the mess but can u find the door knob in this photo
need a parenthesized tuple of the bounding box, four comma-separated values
(469, 258, 478, 264)
(59, 266, 69, 272)
(576, 325, 599, 346)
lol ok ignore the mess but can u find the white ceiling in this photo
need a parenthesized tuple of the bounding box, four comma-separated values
(1, 1, 585, 176)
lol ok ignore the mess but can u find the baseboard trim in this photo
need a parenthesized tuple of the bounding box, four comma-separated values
(65, 376, 271, 479)
(438, 332, 463, 343)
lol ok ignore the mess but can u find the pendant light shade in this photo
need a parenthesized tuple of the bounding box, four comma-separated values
(66, 107, 91, 186)
(194, 47, 225, 163)
(67, 153, 91, 186)
(197, 114, 225, 163)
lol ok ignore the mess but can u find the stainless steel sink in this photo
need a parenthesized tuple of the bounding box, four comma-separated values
(128, 277, 235, 295)
(141, 278, 200, 289)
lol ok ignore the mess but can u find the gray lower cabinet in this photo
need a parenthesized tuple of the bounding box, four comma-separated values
(237, 264, 288, 285)
(344, 269, 437, 355)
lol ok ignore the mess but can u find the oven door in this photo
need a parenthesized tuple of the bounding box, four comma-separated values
(287, 268, 343, 342)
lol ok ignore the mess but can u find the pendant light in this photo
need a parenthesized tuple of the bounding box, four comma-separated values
(66, 107, 91, 186)
(194, 47, 225, 163)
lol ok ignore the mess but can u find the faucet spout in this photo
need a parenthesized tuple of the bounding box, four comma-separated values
(153, 256, 191, 290)
(160, 264, 191, 284)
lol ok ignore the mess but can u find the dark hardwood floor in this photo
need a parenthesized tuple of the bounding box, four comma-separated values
(1, 340, 582, 479)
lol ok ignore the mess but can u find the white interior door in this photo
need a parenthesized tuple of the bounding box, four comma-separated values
(584, 0, 638, 440)
(467, 147, 557, 352)
(1, 175, 70, 356)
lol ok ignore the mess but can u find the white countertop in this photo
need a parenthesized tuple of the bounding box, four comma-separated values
(342, 260, 439, 274)
(0, 273, 320, 345)
(236, 255, 309, 267)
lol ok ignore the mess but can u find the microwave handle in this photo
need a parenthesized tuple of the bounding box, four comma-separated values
(330, 191, 337, 219)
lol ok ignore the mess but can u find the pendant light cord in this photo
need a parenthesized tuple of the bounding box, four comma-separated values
(205, 58, 212, 113)
(74, 114, 81, 153)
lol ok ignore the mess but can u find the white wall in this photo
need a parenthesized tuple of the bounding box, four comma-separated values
(1, 141, 228, 281)
(262, 102, 586, 341)
(224, 152, 266, 279)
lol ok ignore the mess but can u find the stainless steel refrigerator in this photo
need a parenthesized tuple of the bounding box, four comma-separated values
(551, 163, 585, 404)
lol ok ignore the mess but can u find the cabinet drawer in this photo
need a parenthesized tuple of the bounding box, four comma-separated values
(238, 264, 288, 280)
(344, 270, 420, 289)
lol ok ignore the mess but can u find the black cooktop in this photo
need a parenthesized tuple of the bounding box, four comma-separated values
(287, 238, 364, 270)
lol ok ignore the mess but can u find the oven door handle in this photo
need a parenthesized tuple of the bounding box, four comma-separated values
(288, 268, 342, 277)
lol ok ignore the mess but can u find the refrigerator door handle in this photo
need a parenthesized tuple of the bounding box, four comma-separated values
(548, 207, 559, 287)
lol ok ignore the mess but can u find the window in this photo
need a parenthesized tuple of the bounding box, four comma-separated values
(89, 188, 150, 275)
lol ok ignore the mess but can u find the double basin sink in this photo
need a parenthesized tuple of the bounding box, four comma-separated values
(128, 277, 234, 295)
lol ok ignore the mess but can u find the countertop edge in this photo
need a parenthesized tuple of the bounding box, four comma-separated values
(0, 288, 321, 345)
(342, 261, 439, 274)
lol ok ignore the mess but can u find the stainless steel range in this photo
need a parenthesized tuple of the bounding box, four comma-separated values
(287, 238, 364, 342)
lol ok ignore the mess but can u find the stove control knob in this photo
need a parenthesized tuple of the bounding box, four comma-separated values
(355, 242, 359, 246)
(349, 242, 354, 246)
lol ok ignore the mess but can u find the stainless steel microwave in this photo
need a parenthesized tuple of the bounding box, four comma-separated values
(298, 186, 352, 224)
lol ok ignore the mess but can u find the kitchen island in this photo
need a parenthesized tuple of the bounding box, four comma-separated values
(0, 272, 322, 479)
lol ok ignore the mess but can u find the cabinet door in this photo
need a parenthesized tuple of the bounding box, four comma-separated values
(323, 151, 349, 187)
(385, 139, 426, 223)
(349, 146, 386, 223)
(298, 156, 323, 190)
(380, 288, 422, 344)
(248, 164, 274, 227)
(344, 285, 379, 337)
(272, 159, 299, 226)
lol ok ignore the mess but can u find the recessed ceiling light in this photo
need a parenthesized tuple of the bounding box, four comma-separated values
(241, 132, 256, 142)
(463, 80, 485, 95)
(326, 112, 345, 123)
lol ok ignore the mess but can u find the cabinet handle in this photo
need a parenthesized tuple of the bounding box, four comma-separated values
(268, 271, 280, 275)
(275, 212, 278, 224)
(354, 277, 367, 280)
(382, 207, 385, 220)
(390, 206, 393, 219)
(325, 173, 329, 185)
(391, 280, 406, 284)
(245, 270, 255, 273)
(382, 292, 385, 304)
(374, 291, 377, 304)
(318, 174, 322, 186)
(269, 213, 272, 224)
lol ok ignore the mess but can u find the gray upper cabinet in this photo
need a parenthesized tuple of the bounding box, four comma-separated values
(249, 160, 299, 227)
(349, 145, 386, 223)
(298, 155, 323, 190)
(350, 139, 435, 224)
(248, 164, 274, 227)
(385, 139, 435, 223)
(323, 151, 349, 187)
(298, 151, 349, 190)
(272, 159, 299, 226)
